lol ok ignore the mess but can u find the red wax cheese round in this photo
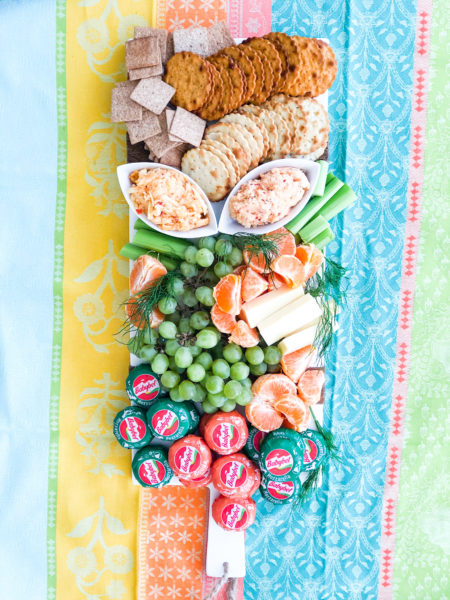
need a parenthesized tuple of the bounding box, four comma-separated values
(179, 468, 212, 489)
(211, 453, 260, 498)
(168, 435, 212, 479)
(198, 413, 212, 437)
(212, 495, 256, 532)
(204, 410, 248, 455)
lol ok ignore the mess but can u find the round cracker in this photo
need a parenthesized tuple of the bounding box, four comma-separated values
(236, 108, 270, 159)
(239, 105, 279, 156)
(265, 110, 291, 159)
(220, 113, 265, 166)
(197, 63, 232, 121)
(243, 37, 282, 94)
(201, 140, 239, 185)
(209, 54, 246, 111)
(285, 37, 323, 97)
(220, 46, 255, 103)
(313, 40, 337, 96)
(291, 96, 329, 153)
(204, 123, 252, 176)
(263, 100, 297, 155)
(238, 44, 267, 104)
(181, 147, 231, 202)
(164, 52, 212, 111)
(269, 94, 309, 155)
(263, 33, 289, 92)
(264, 32, 302, 94)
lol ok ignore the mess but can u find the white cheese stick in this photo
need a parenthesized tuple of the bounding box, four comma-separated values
(240, 285, 304, 328)
(278, 321, 319, 355)
(258, 294, 322, 345)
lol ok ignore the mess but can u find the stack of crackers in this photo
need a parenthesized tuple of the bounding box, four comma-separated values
(164, 33, 337, 120)
(181, 94, 329, 202)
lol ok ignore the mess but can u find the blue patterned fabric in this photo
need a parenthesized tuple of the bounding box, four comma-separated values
(245, 2, 418, 598)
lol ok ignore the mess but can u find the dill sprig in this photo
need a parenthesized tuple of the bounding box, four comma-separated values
(228, 231, 285, 274)
(306, 256, 348, 358)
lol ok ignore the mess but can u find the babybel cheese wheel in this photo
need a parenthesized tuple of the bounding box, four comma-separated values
(244, 426, 267, 462)
(259, 474, 301, 504)
(168, 435, 212, 479)
(204, 410, 248, 455)
(198, 413, 212, 437)
(185, 401, 200, 433)
(259, 428, 305, 481)
(132, 445, 172, 488)
(301, 430, 328, 472)
(212, 495, 256, 531)
(211, 452, 260, 498)
(179, 468, 212, 488)
(113, 406, 152, 449)
(146, 399, 193, 441)
(126, 364, 161, 407)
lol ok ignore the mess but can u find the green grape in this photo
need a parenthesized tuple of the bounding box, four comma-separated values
(198, 237, 216, 251)
(215, 238, 232, 257)
(127, 336, 142, 356)
(221, 399, 236, 412)
(165, 339, 181, 356)
(202, 269, 219, 285)
(143, 328, 159, 345)
(170, 386, 183, 402)
(187, 363, 206, 383)
(250, 362, 267, 376)
(178, 317, 194, 335)
(245, 346, 265, 366)
(138, 345, 158, 362)
(235, 389, 253, 406)
(264, 346, 282, 365)
(223, 380, 242, 400)
(180, 261, 198, 278)
(158, 321, 177, 339)
(223, 343, 243, 364)
(195, 329, 220, 349)
(168, 356, 184, 374)
(202, 400, 218, 414)
(195, 286, 215, 306)
(207, 392, 227, 408)
(166, 310, 181, 325)
(195, 352, 213, 370)
(181, 289, 198, 308)
(190, 310, 210, 330)
(205, 375, 224, 394)
(212, 359, 230, 379)
(174, 347, 193, 369)
(192, 385, 206, 403)
(169, 278, 185, 296)
(267, 364, 282, 374)
(214, 261, 233, 278)
(151, 353, 169, 374)
(179, 380, 196, 400)
(240, 377, 252, 390)
(195, 248, 215, 267)
(188, 344, 202, 357)
(184, 245, 198, 264)
(161, 370, 180, 389)
(158, 296, 177, 315)
(230, 362, 250, 381)
(228, 247, 243, 267)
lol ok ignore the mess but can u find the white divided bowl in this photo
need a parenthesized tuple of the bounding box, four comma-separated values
(218, 158, 320, 235)
(117, 162, 218, 238)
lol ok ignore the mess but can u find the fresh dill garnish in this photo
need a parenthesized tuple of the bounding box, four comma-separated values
(228, 231, 285, 274)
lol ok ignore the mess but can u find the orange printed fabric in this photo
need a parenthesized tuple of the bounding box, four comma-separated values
(165, 0, 226, 30)
(138, 486, 208, 599)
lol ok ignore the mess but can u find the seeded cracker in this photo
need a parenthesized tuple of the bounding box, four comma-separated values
(164, 52, 212, 112)
(131, 77, 175, 114)
(111, 82, 142, 122)
(126, 37, 160, 70)
(173, 27, 209, 57)
(127, 109, 161, 144)
(207, 21, 235, 55)
(169, 107, 206, 147)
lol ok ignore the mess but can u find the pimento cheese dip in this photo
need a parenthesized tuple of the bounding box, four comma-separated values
(129, 168, 209, 231)
(229, 167, 309, 228)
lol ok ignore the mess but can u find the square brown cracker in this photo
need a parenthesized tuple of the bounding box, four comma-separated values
(134, 27, 169, 64)
(158, 144, 190, 169)
(166, 32, 174, 65)
(125, 37, 160, 70)
(130, 77, 175, 114)
(165, 109, 184, 143)
(207, 21, 236, 55)
(169, 107, 206, 147)
(111, 82, 142, 122)
(173, 27, 209, 56)
(127, 109, 161, 144)
(145, 111, 183, 158)
(128, 59, 163, 81)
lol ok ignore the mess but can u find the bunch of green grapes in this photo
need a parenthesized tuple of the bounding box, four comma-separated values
(128, 236, 282, 414)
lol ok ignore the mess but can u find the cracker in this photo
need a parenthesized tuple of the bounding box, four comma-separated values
(128, 58, 163, 80)
(145, 111, 183, 158)
(164, 52, 212, 112)
(220, 113, 265, 165)
(111, 82, 142, 122)
(173, 27, 209, 56)
(263, 33, 289, 92)
(239, 105, 278, 156)
(312, 40, 337, 96)
(221, 46, 255, 104)
(126, 37, 160, 70)
(169, 107, 206, 147)
(159, 144, 190, 168)
(291, 96, 329, 153)
(130, 77, 175, 114)
(166, 32, 174, 65)
(134, 27, 169, 64)
(243, 37, 282, 94)
(236, 109, 270, 159)
(265, 32, 302, 94)
(164, 108, 184, 142)
(127, 109, 161, 144)
(207, 21, 236, 55)
(202, 140, 240, 184)
(208, 54, 245, 112)
(201, 141, 238, 187)
(204, 124, 251, 177)
(284, 37, 323, 97)
(269, 94, 308, 154)
(196, 63, 231, 121)
(238, 44, 268, 104)
(260, 102, 291, 159)
(181, 148, 232, 201)
(263, 100, 296, 155)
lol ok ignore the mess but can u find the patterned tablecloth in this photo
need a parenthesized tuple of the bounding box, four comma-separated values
(0, 1, 448, 599)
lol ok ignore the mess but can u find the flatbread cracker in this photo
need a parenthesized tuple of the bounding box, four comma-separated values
(173, 27, 209, 56)
(134, 27, 169, 64)
(128, 56, 163, 80)
(169, 107, 206, 147)
(181, 147, 232, 201)
(204, 124, 251, 177)
(131, 77, 175, 114)
(164, 52, 212, 112)
(263, 99, 296, 155)
(126, 37, 160, 70)
(111, 82, 142, 122)
(127, 109, 161, 144)
(145, 111, 183, 158)
(207, 21, 235, 55)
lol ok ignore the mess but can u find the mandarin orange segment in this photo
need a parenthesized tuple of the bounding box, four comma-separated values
(245, 396, 284, 432)
(280, 345, 314, 383)
(130, 255, 167, 295)
(295, 243, 324, 280)
(251, 373, 297, 399)
(241, 268, 268, 302)
(229, 319, 260, 347)
(271, 255, 306, 288)
(211, 302, 237, 334)
(242, 227, 296, 274)
(267, 272, 286, 291)
(282, 405, 310, 432)
(242, 249, 269, 274)
(273, 394, 309, 430)
(126, 298, 164, 330)
(297, 369, 325, 406)
(213, 274, 242, 315)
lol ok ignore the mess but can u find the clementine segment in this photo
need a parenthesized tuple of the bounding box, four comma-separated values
(129, 254, 167, 295)
(229, 320, 260, 347)
(251, 373, 297, 399)
(213, 274, 242, 315)
(241, 268, 268, 302)
(271, 255, 306, 288)
(245, 396, 284, 432)
(297, 369, 325, 406)
(282, 405, 310, 432)
(280, 345, 314, 383)
(273, 394, 309, 431)
(242, 227, 296, 274)
(211, 303, 237, 334)
(126, 298, 164, 330)
(295, 243, 324, 280)
(267, 272, 287, 291)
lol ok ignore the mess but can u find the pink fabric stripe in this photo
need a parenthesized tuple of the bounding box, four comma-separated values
(378, 2, 433, 597)
(228, 0, 272, 37)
